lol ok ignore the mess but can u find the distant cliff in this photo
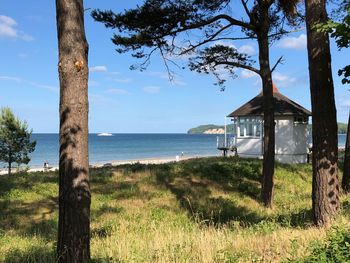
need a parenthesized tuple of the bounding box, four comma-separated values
(187, 124, 235, 134)
(188, 123, 348, 134)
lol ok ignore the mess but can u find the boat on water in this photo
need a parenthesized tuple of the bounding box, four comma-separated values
(97, 133, 113, 136)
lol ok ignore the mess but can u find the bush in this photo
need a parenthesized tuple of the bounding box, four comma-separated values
(292, 227, 350, 263)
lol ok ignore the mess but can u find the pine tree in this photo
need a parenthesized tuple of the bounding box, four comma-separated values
(92, 0, 302, 207)
(0, 107, 36, 175)
(56, 0, 91, 261)
(305, 0, 340, 226)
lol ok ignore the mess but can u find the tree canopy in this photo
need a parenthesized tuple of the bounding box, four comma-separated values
(92, 0, 302, 87)
(0, 108, 36, 174)
(318, 1, 350, 84)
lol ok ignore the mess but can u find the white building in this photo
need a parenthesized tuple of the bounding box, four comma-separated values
(228, 85, 311, 163)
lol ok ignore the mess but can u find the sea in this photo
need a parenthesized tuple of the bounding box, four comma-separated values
(2, 134, 347, 169)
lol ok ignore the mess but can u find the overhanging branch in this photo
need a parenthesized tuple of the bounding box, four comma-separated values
(271, 56, 284, 73)
(214, 61, 260, 75)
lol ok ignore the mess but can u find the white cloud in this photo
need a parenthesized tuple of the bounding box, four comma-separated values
(28, 81, 57, 92)
(106, 88, 129, 95)
(142, 71, 168, 79)
(21, 33, 34, 41)
(89, 65, 108, 72)
(272, 72, 297, 87)
(172, 78, 187, 86)
(0, 75, 57, 92)
(278, 34, 307, 50)
(18, 53, 28, 59)
(113, 78, 132, 83)
(0, 15, 16, 26)
(0, 15, 33, 41)
(241, 69, 258, 79)
(0, 75, 21, 82)
(212, 40, 236, 49)
(238, 44, 256, 55)
(143, 86, 160, 94)
(89, 93, 118, 107)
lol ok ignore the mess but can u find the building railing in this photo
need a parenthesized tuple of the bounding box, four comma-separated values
(217, 135, 236, 150)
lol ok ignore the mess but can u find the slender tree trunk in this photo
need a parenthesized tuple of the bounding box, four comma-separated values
(56, 0, 91, 262)
(305, 0, 340, 226)
(8, 161, 11, 175)
(257, 11, 275, 208)
(342, 111, 350, 193)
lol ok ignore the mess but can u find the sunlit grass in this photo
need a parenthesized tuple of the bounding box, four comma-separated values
(1, 157, 349, 262)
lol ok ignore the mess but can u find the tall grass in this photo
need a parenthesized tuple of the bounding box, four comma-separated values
(0, 157, 349, 262)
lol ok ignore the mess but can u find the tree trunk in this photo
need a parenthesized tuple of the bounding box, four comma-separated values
(305, 0, 340, 227)
(257, 11, 275, 208)
(8, 161, 11, 175)
(342, 111, 350, 193)
(56, 0, 91, 262)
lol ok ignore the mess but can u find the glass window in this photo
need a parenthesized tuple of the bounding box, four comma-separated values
(256, 122, 261, 137)
(237, 117, 262, 138)
(239, 124, 244, 136)
(247, 123, 253, 136)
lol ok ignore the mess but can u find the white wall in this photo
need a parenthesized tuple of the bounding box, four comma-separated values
(234, 116, 309, 163)
(236, 137, 262, 157)
(275, 116, 308, 163)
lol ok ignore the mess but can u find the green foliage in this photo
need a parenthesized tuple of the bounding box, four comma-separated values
(0, 107, 36, 174)
(317, 3, 350, 84)
(291, 227, 350, 263)
(92, 1, 303, 87)
(1, 158, 350, 262)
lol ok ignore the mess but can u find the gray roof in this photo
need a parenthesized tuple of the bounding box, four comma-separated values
(228, 91, 312, 117)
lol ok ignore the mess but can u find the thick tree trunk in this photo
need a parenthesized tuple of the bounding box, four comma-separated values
(305, 0, 340, 226)
(342, 111, 350, 193)
(8, 161, 11, 175)
(56, 0, 91, 262)
(257, 15, 275, 208)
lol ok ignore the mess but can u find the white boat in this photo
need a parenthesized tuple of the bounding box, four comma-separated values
(97, 133, 113, 136)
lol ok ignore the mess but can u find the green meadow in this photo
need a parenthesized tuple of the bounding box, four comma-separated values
(1, 157, 350, 262)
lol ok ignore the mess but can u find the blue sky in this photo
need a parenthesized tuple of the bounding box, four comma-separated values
(0, 1, 349, 133)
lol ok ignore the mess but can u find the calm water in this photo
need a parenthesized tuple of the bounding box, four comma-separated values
(2, 133, 347, 168)
(27, 134, 221, 168)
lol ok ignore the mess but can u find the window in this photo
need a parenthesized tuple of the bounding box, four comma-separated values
(237, 117, 262, 138)
(239, 124, 245, 136)
(247, 123, 253, 136)
(294, 116, 308, 124)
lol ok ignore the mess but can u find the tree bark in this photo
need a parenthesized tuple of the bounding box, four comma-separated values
(257, 7, 275, 208)
(305, 0, 340, 226)
(342, 111, 350, 193)
(56, 0, 91, 262)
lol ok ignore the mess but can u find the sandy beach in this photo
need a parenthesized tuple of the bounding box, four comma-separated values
(0, 154, 215, 175)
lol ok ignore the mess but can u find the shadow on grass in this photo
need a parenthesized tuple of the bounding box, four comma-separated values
(91, 257, 124, 263)
(276, 208, 313, 227)
(3, 245, 55, 263)
(92, 164, 160, 201)
(0, 197, 58, 240)
(153, 157, 314, 228)
(155, 157, 265, 225)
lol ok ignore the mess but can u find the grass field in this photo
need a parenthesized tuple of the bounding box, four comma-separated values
(0, 157, 350, 262)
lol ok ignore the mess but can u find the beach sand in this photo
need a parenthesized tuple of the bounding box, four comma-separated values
(0, 154, 215, 175)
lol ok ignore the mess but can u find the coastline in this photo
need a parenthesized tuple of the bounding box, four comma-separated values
(0, 154, 217, 175)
